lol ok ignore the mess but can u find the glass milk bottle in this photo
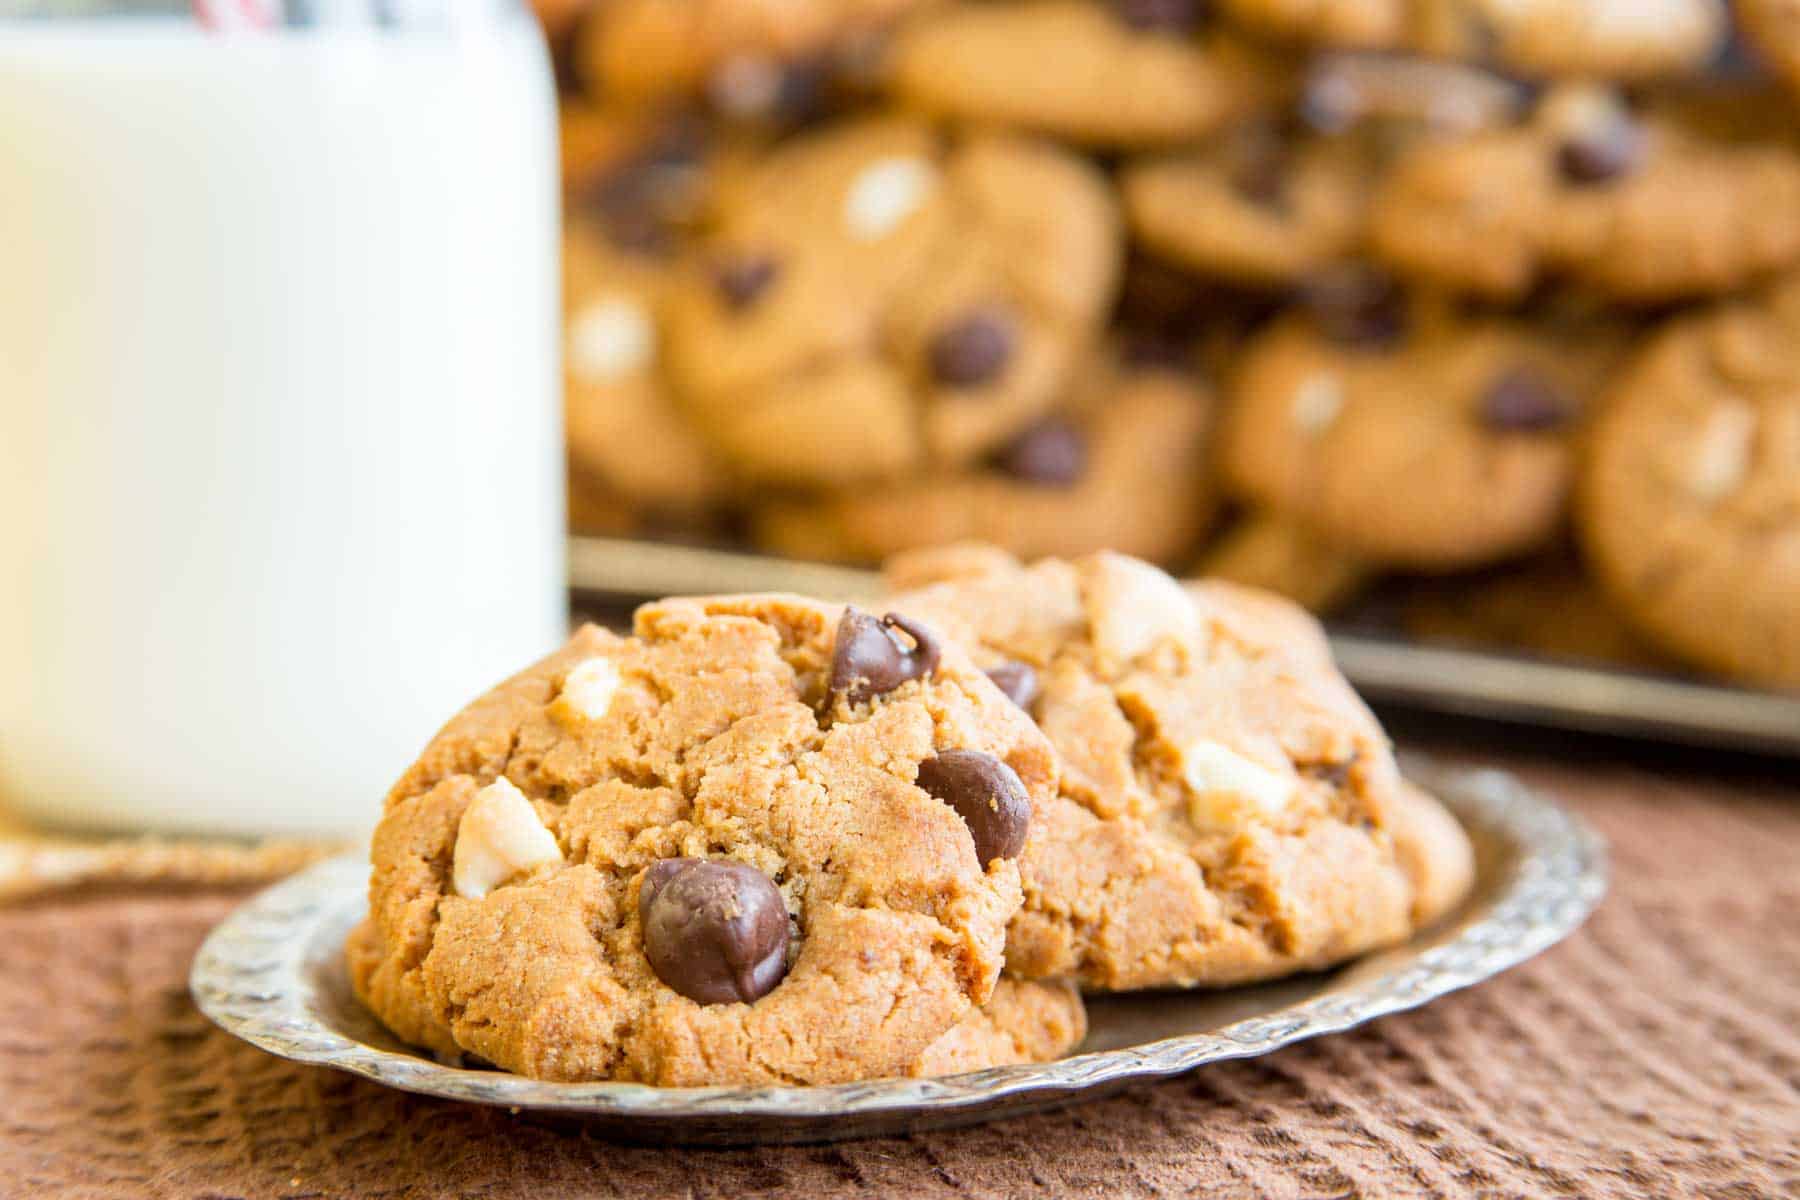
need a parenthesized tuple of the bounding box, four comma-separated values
(0, 0, 565, 836)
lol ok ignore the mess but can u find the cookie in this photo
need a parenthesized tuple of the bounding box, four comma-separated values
(562, 227, 736, 523)
(1399, 553, 1670, 668)
(1218, 292, 1629, 570)
(749, 363, 1216, 567)
(1370, 84, 1800, 303)
(908, 977, 1087, 1076)
(572, 0, 925, 120)
(1198, 512, 1375, 614)
(665, 116, 1121, 489)
(884, 0, 1276, 148)
(1122, 57, 1524, 287)
(348, 595, 1062, 1084)
(1731, 0, 1800, 94)
(1218, 0, 1727, 81)
(1578, 276, 1800, 687)
(887, 550, 1475, 990)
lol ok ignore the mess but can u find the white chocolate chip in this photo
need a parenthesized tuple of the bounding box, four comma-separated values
(1688, 401, 1757, 503)
(1183, 742, 1294, 832)
(452, 778, 563, 899)
(553, 656, 623, 725)
(1084, 554, 1198, 666)
(568, 297, 654, 383)
(844, 156, 937, 241)
(1291, 373, 1344, 436)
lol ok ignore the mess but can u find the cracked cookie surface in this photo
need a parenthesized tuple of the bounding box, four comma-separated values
(1579, 276, 1800, 687)
(886, 550, 1475, 991)
(348, 593, 1063, 1085)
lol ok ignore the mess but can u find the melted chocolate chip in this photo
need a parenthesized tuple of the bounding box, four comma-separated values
(984, 662, 1041, 713)
(1479, 366, 1573, 432)
(916, 749, 1031, 867)
(1300, 267, 1407, 349)
(994, 418, 1087, 487)
(828, 609, 943, 705)
(639, 858, 790, 1005)
(1112, 0, 1205, 33)
(714, 255, 779, 309)
(1557, 116, 1645, 185)
(929, 311, 1016, 388)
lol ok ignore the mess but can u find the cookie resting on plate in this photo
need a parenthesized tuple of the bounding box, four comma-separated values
(884, 548, 1475, 991)
(347, 593, 1071, 1085)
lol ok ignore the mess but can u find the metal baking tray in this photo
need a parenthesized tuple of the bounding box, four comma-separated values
(567, 536, 1800, 757)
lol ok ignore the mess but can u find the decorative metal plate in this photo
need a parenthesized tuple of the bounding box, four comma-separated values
(567, 535, 1800, 756)
(191, 760, 1606, 1145)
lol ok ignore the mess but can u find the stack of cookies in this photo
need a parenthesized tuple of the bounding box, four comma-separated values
(349, 551, 1474, 1084)
(552, 0, 1800, 690)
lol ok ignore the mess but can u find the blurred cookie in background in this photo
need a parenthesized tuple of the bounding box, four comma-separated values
(1196, 511, 1375, 615)
(571, 0, 929, 122)
(752, 360, 1216, 566)
(1369, 83, 1800, 303)
(1579, 274, 1800, 687)
(1736, 0, 1800, 95)
(1219, 0, 1727, 81)
(663, 114, 1121, 490)
(1122, 55, 1525, 289)
(885, 0, 1283, 148)
(1399, 552, 1672, 668)
(1218, 283, 1631, 571)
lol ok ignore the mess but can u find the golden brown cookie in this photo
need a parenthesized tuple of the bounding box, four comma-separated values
(350, 595, 1061, 1084)
(1219, 293, 1629, 570)
(1218, 0, 1727, 81)
(1122, 56, 1524, 287)
(884, 0, 1276, 148)
(1579, 276, 1800, 687)
(1197, 511, 1375, 615)
(574, 0, 928, 119)
(1370, 84, 1800, 303)
(749, 363, 1216, 567)
(664, 115, 1121, 489)
(887, 550, 1475, 991)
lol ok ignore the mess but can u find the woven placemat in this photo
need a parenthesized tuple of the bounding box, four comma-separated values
(0, 802, 344, 903)
(2, 747, 1796, 1199)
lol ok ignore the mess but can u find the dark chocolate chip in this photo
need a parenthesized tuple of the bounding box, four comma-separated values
(714, 255, 779, 309)
(1479, 366, 1573, 431)
(916, 749, 1031, 867)
(828, 609, 943, 705)
(1556, 116, 1645, 185)
(994, 418, 1087, 487)
(1230, 148, 1290, 212)
(1112, 0, 1205, 33)
(929, 311, 1016, 388)
(639, 858, 790, 1005)
(984, 662, 1041, 713)
(1299, 267, 1407, 349)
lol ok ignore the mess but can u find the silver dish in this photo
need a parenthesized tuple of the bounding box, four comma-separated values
(568, 535, 1800, 756)
(191, 760, 1605, 1145)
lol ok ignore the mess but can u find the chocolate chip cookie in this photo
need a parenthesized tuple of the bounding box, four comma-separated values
(1579, 276, 1800, 687)
(349, 594, 1063, 1084)
(749, 362, 1217, 567)
(573, 0, 925, 120)
(1122, 56, 1524, 287)
(887, 550, 1475, 990)
(885, 0, 1276, 148)
(665, 115, 1121, 489)
(1218, 292, 1629, 570)
(1370, 84, 1800, 303)
(1219, 0, 1727, 81)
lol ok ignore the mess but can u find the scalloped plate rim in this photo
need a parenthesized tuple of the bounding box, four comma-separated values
(190, 758, 1607, 1137)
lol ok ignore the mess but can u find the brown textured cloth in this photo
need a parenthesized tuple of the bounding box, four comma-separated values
(2, 744, 1796, 1199)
